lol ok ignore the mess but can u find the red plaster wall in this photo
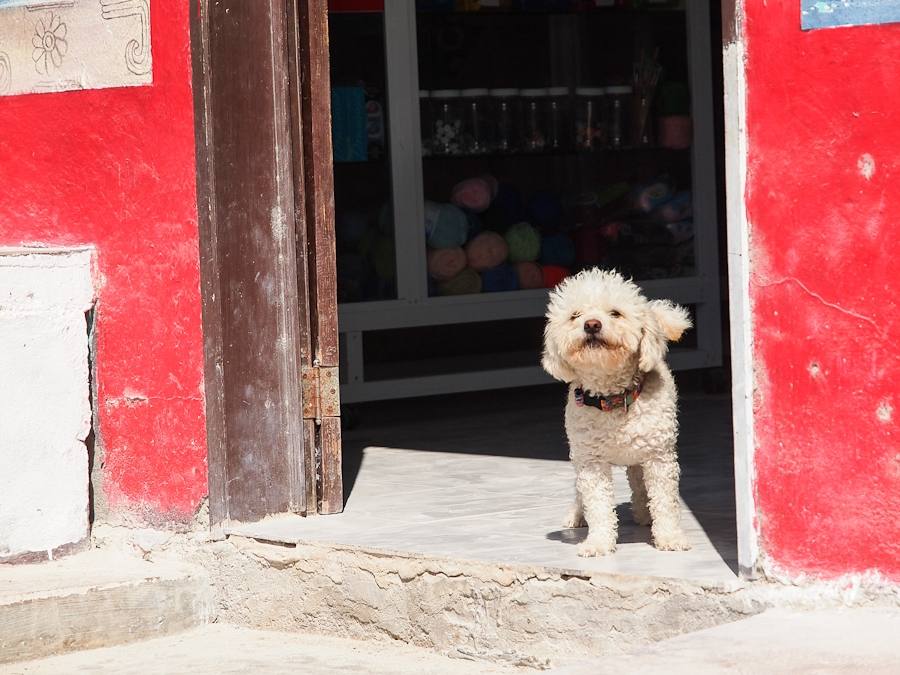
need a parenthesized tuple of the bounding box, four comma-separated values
(0, 2, 207, 523)
(744, 2, 900, 578)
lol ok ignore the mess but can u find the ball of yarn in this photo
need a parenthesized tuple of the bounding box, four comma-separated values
(574, 224, 609, 266)
(336, 211, 369, 249)
(481, 264, 520, 293)
(439, 267, 482, 296)
(540, 233, 576, 267)
(505, 222, 541, 263)
(515, 261, 543, 290)
(465, 211, 484, 239)
(633, 180, 673, 213)
(371, 235, 396, 281)
(487, 183, 526, 228)
(424, 201, 469, 249)
(655, 191, 692, 223)
(542, 265, 570, 289)
(528, 192, 563, 231)
(450, 175, 497, 213)
(427, 247, 467, 282)
(465, 231, 509, 271)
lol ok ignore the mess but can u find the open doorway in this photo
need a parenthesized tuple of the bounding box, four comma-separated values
(324, 1, 737, 580)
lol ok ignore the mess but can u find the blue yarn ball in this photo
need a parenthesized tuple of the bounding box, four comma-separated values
(425, 201, 469, 249)
(481, 264, 520, 293)
(487, 183, 526, 228)
(540, 233, 576, 267)
(529, 192, 563, 231)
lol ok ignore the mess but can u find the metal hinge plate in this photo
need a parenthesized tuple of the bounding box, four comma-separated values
(302, 364, 340, 422)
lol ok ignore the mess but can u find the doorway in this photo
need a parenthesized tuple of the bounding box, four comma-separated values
(193, 0, 753, 581)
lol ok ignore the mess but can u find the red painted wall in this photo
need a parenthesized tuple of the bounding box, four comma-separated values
(744, 2, 900, 578)
(0, 2, 207, 523)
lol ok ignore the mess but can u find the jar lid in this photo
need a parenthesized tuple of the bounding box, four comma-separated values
(431, 89, 462, 98)
(419, 90, 430, 98)
(520, 87, 549, 97)
(604, 85, 633, 94)
(575, 86, 606, 96)
(547, 86, 569, 96)
(488, 88, 520, 97)
(460, 87, 490, 97)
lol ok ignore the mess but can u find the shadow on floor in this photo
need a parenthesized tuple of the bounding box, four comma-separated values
(341, 379, 737, 574)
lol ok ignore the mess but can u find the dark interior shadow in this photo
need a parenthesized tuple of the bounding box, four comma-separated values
(340, 377, 738, 574)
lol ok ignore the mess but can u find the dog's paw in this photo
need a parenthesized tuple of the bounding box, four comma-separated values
(562, 507, 586, 529)
(577, 538, 616, 557)
(652, 530, 692, 551)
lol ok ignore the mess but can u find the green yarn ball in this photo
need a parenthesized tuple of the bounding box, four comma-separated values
(438, 267, 482, 296)
(505, 222, 541, 263)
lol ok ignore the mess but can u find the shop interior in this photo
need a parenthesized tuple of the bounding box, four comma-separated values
(314, 0, 736, 578)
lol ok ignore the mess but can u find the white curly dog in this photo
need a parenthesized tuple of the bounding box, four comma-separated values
(542, 269, 692, 557)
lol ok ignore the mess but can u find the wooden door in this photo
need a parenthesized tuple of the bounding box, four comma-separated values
(191, 0, 343, 525)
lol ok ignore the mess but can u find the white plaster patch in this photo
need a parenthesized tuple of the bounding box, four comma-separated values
(0, 0, 152, 97)
(876, 400, 893, 424)
(857, 153, 875, 181)
(0, 247, 95, 560)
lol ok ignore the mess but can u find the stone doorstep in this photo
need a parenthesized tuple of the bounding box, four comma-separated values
(0, 549, 213, 665)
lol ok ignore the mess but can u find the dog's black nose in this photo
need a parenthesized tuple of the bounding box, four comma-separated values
(583, 319, 602, 335)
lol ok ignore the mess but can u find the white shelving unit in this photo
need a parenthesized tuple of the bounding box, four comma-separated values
(337, 2, 721, 404)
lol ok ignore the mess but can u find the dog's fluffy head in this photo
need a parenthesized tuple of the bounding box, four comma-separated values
(541, 269, 692, 387)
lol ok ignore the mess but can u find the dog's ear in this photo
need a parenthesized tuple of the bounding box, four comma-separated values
(649, 299, 692, 342)
(542, 327, 577, 383)
(638, 300, 692, 372)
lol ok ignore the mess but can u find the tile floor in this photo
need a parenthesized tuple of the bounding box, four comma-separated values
(230, 384, 738, 582)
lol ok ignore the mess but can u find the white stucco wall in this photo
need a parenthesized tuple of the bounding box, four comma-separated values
(0, 247, 95, 561)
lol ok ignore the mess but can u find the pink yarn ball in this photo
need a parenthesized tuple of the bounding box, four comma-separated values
(515, 262, 543, 290)
(465, 231, 509, 271)
(451, 175, 497, 213)
(427, 247, 467, 282)
(658, 115, 692, 149)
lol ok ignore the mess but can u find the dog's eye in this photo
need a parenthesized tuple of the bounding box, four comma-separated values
(570, 312, 581, 321)
(609, 309, 622, 318)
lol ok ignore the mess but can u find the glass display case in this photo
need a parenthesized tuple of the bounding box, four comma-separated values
(329, 1, 721, 403)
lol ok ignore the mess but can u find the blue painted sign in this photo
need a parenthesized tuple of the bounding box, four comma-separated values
(802, 1, 900, 30)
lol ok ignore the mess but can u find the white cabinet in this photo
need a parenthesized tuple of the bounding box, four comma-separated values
(330, 2, 721, 403)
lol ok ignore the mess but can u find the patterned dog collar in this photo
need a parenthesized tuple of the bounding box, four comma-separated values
(574, 380, 643, 412)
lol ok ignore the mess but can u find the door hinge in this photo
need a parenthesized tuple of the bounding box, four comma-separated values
(302, 362, 340, 424)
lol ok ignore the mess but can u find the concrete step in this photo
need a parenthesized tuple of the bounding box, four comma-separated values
(555, 608, 900, 674)
(0, 624, 520, 674)
(0, 549, 212, 665)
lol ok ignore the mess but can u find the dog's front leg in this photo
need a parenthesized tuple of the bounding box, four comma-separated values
(575, 461, 617, 556)
(642, 457, 691, 551)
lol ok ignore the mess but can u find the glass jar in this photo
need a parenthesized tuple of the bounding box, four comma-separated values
(419, 90, 432, 157)
(521, 88, 548, 153)
(545, 86, 569, 151)
(431, 89, 463, 156)
(574, 87, 607, 151)
(605, 85, 632, 149)
(489, 88, 520, 154)
(460, 87, 489, 155)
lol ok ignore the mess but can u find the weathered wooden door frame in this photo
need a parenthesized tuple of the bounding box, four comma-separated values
(190, 0, 343, 526)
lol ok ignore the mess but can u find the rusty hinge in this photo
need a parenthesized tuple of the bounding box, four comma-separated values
(301, 362, 340, 423)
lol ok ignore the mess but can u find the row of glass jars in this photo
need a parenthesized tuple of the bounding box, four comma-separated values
(420, 85, 635, 156)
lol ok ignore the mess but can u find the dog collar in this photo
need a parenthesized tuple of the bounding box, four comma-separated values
(574, 380, 643, 412)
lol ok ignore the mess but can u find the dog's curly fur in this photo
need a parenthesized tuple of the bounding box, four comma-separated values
(542, 269, 692, 557)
